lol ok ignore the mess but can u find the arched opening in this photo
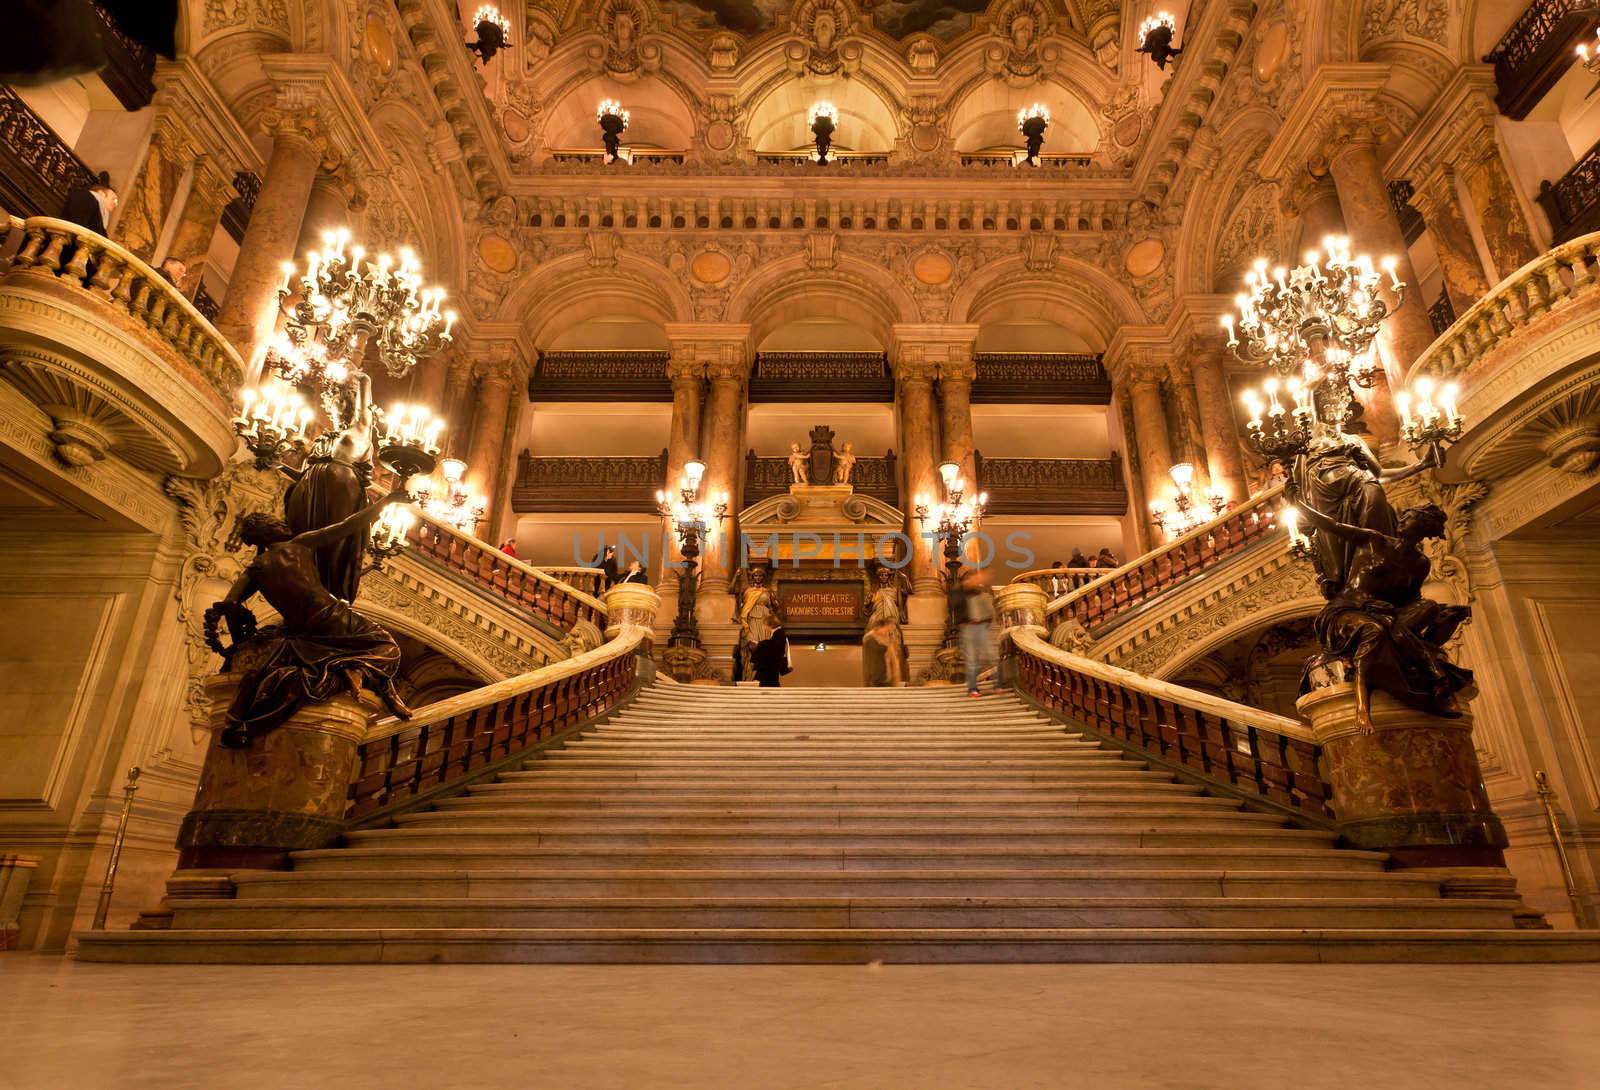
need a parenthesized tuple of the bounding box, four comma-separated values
(745, 79, 897, 154)
(540, 75, 696, 151)
(947, 83, 1100, 156)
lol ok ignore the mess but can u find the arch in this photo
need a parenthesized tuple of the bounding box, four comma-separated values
(350, 598, 511, 683)
(516, 263, 688, 348)
(945, 76, 1103, 154)
(1153, 596, 1322, 681)
(369, 102, 469, 289)
(729, 255, 917, 348)
(540, 73, 698, 149)
(953, 260, 1146, 348)
(743, 76, 899, 153)
(1175, 119, 1280, 296)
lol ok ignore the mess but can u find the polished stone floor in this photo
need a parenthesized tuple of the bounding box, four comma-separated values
(2, 956, 1596, 1089)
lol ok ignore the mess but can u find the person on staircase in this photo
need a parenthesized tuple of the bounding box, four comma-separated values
(958, 567, 998, 697)
(862, 614, 905, 687)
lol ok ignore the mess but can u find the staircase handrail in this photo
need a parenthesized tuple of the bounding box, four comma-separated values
(1042, 484, 1287, 634)
(1406, 231, 1600, 384)
(1010, 567, 1102, 594)
(1010, 628, 1331, 820)
(347, 625, 646, 821)
(407, 514, 607, 629)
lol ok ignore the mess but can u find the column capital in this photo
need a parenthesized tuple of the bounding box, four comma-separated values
(1255, 64, 1392, 181)
(1104, 326, 1175, 386)
(938, 358, 977, 385)
(473, 343, 522, 386)
(259, 53, 388, 175)
(665, 353, 705, 385)
(891, 324, 978, 385)
(663, 322, 751, 383)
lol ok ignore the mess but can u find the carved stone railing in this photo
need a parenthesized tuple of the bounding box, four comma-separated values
(744, 450, 899, 508)
(527, 350, 671, 401)
(972, 352, 1112, 403)
(347, 623, 646, 823)
(0, 89, 96, 219)
(511, 450, 667, 513)
(1042, 485, 1287, 636)
(1406, 231, 1600, 383)
(1486, 0, 1600, 118)
(973, 451, 1127, 515)
(1537, 141, 1600, 244)
(2, 216, 244, 402)
(1011, 628, 1332, 820)
(407, 516, 608, 632)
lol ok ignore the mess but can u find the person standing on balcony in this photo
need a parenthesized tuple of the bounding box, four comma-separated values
(59, 171, 118, 236)
(498, 538, 518, 559)
(159, 256, 187, 289)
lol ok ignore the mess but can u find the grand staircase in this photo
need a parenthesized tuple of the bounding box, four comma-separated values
(78, 682, 1599, 963)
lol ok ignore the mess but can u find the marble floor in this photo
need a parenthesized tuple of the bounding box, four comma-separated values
(2, 956, 1596, 1089)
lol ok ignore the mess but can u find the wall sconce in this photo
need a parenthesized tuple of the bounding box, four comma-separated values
(1136, 11, 1182, 69)
(466, 5, 511, 65)
(808, 102, 839, 165)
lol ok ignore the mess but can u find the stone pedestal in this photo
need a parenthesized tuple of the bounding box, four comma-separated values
(603, 583, 662, 651)
(176, 674, 375, 871)
(1297, 682, 1508, 868)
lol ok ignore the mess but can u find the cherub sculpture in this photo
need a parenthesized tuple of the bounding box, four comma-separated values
(787, 442, 810, 485)
(834, 441, 856, 485)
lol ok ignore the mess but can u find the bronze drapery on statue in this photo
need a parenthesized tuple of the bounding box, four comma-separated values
(282, 374, 378, 603)
(206, 492, 413, 748)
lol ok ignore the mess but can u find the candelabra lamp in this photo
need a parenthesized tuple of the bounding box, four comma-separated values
(809, 102, 838, 166)
(1396, 376, 1463, 459)
(1149, 462, 1227, 539)
(466, 5, 511, 64)
(1579, 28, 1600, 79)
(656, 460, 729, 648)
(915, 461, 987, 646)
(1136, 12, 1183, 69)
(233, 382, 313, 469)
(597, 99, 630, 163)
(376, 402, 445, 482)
(368, 501, 417, 568)
(1017, 103, 1049, 166)
(414, 457, 487, 536)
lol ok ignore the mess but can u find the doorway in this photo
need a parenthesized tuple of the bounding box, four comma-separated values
(782, 640, 864, 687)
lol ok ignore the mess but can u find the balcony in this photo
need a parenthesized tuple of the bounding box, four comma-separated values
(0, 88, 97, 220)
(972, 353, 1112, 404)
(0, 216, 240, 489)
(972, 452, 1127, 516)
(1486, 0, 1600, 118)
(744, 448, 900, 509)
(511, 450, 669, 513)
(1537, 137, 1600, 243)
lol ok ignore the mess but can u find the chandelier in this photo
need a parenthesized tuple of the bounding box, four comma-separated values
(1149, 462, 1226, 538)
(597, 99, 630, 163)
(466, 5, 511, 64)
(808, 101, 839, 165)
(1136, 11, 1183, 69)
(232, 382, 313, 469)
(1017, 103, 1049, 166)
(414, 457, 487, 536)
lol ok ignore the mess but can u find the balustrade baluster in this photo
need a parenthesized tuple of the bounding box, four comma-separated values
(62, 238, 93, 283)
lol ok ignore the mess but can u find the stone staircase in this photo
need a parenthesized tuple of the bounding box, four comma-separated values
(77, 684, 1600, 963)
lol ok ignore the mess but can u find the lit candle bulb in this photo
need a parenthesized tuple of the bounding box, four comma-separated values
(1441, 382, 1460, 424)
(443, 309, 458, 337)
(1264, 377, 1284, 415)
(1380, 255, 1402, 290)
(1242, 391, 1263, 428)
(1396, 391, 1412, 429)
(1220, 313, 1237, 346)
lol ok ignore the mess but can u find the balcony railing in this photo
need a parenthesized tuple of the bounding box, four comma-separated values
(1010, 629, 1331, 819)
(1041, 485, 1287, 636)
(1537, 138, 1600, 244)
(0, 89, 97, 220)
(1010, 567, 1103, 596)
(972, 452, 1127, 515)
(1486, 0, 1600, 118)
(526, 350, 671, 401)
(3, 215, 243, 403)
(749, 351, 893, 402)
(511, 450, 668, 513)
(972, 353, 1112, 403)
(1407, 230, 1600, 383)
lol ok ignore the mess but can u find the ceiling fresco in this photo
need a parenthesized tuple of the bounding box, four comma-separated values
(652, 0, 997, 42)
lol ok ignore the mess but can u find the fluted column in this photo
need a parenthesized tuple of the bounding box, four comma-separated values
(1460, 129, 1543, 276)
(212, 116, 329, 374)
(1186, 341, 1249, 505)
(1127, 367, 1175, 530)
(1326, 128, 1415, 446)
(1413, 167, 1491, 316)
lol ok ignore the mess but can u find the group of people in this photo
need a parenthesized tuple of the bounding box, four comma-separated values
(596, 545, 648, 588)
(61, 172, 191, 290)
(1040, 548, 1119, 596)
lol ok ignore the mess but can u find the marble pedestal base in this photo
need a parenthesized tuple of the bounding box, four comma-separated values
(176, 674, 375, 871)
(1297, 682, 1508, 868)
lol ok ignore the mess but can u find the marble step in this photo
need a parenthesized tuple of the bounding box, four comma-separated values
(343, 826, 1340, 851)
(564, 739, 1090, 752)
(228, 868, 1438, 901)
(431, 791, 1245, 811)
(76, 927, 1600, 965)
(465, 778, 1197, 795)
(167, 896, 1520, 933)
(392, 807, 1283, 831)
(287, 845, 1389, 874)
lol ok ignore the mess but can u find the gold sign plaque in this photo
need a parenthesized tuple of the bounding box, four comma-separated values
(779, 581, 863, 634)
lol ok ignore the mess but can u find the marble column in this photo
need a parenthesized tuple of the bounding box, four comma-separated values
(442, 354, 475, 442)
(1186, 340, 1249, 505)
(1461, 133, 1543, 277)
(1413, 167, 1491, 316)
(894, 356, 942, 593)
(164, 161, 229, 283)
(294, 172, 354, 260)
(1169, 363, 1211, 492)
(464, 362, 514, 508)
(696, 355, 747, 598)
(1326, 136, 1416, 446)
(1285, 176, 1347, 253)
(410, 347, 451, 415)
(938, 355, 977, 486)
(1127, 368, 1175, 530)
(664, 354, 706, 497)
(212, 125, 327, 374)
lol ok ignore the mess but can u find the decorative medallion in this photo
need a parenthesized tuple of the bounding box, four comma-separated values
(363, 14, 396, 75)
(502, 109, 532, 143)
(1124, 238, 1165, 278)
(1254, 21, 1289, 83)
(911, 252, 953, 285)
(690, 250, 733, 284)
(478, 234, 519, 274)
